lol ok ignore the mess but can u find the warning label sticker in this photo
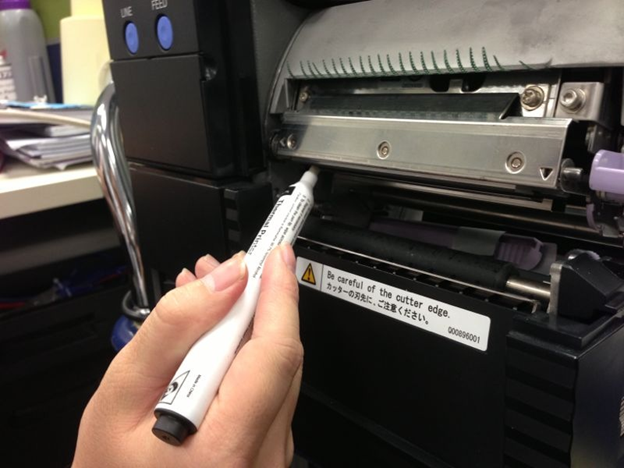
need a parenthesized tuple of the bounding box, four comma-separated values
(296, 258, 490, 351)
(301, 263, 317, 285)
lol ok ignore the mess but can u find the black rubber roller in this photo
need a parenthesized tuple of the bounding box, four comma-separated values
(300, 218, 518, 291)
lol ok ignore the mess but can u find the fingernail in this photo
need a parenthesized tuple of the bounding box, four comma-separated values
(279, 244, 296, 273)
(202, 254, 220, 269)
(201, 252, 246, 292)
(178, 267, 193, 279)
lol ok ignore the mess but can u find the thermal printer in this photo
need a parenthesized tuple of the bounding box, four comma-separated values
(98, 0, 624, 466)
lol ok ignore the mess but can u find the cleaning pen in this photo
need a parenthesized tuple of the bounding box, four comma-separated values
(152, 166, 320, 446)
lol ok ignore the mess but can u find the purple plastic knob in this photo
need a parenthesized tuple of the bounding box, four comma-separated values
(589, 150, 624, 203)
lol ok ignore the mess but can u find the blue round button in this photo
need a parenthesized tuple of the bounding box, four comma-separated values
(124, 22, 139, 54)
(156, 15, 173, 50)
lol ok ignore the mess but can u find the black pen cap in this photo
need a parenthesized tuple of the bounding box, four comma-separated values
(152, 412, 197, 446)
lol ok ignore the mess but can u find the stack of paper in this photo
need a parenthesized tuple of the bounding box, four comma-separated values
(0, 103, 92, 170)
(0, 131, 90, 170)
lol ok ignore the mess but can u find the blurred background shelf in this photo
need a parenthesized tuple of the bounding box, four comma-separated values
(0, 158, 102, 220)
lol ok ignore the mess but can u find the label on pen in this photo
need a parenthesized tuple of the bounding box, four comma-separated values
(159, 371, 189, 405)
(247, 187, 312, 280)
(296, 258, 491, 351)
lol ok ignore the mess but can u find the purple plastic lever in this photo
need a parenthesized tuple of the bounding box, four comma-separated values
(589, 150, 624, 203)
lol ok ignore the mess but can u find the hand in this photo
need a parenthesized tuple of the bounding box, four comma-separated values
(73, 245, 303, 468)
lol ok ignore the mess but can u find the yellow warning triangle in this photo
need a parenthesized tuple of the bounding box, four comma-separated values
(301, 263, 316, 285)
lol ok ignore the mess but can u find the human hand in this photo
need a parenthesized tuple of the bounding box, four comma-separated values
(73, 245, 303, 468)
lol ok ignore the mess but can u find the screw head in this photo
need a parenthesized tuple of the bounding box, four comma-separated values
(520, 86, 545, 110)
(299, 90, 309, 103)
(286, 134, 297, 150)
(377, 141, 391, 159)
(560, 88, 585, 112)
(506, 152, 525, 173)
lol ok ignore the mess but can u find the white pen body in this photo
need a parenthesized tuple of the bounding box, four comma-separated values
(152, 168, 318, 444)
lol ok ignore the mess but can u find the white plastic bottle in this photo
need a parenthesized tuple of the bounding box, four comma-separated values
(0, 0, 55, 102)
(61, 0, 110, 105)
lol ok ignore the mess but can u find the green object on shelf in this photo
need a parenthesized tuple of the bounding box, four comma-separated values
(30, 0, 70, 41)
